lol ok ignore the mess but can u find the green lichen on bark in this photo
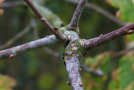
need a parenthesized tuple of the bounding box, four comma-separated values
(63, 30, 85, 64)
(65, 40, 84, 62)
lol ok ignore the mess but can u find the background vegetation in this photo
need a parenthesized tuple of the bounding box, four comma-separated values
(0, 0, 134, 90)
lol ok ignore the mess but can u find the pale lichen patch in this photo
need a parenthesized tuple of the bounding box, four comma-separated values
(72, 47, 78, 50)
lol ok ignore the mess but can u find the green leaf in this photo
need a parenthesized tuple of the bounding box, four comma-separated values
(119, 56, 134, 90)
(0, 74, 16, 89)
(108, 55, 134, 90)
(125, 34, 134, 42)
(84, 52, 112, 90)
(108, 80, 119, 90)
(85, 52, 111, 73)
(107, 0, 134, 22)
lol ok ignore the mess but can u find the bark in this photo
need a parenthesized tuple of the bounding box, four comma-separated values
(83, 23, 134, 49)
(69, 0, 87, 30)
(0, 35, 58, 59)
(65, 56, 84, 90)
(66, 0, 127, 26)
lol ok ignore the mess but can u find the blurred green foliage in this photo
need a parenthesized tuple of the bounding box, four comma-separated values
(37, 73, 56, 90)
(84, 53, 134, 90)
(108, 0, 134, 23)
(0, 74, 16, 90)
(0, 0, 134, 90)
(84, 53, 111, 90)
(109, 55, 134, 90)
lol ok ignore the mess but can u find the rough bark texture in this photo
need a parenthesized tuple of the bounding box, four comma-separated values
(1, 0, 134, 90)
(0, 35, 58, 59)
(68, 0, 87, 30)
(83, 23, 134, 49)
(63, 29, 85, 90)
(25, 0, 68, 43)
(65, 56, 84, 90)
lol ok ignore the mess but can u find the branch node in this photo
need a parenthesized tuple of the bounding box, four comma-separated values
(79, 83, 83, 87)
(61, 23, 66, 27)
(69, 0, 87, 30)
(40, 17, 45, 22)
(99, 34, 103, 37)
(67, 81, 70, 85)
(128, 30, 134, 35)
(54, 26, 59, 30)
(9, 54, 14, 59)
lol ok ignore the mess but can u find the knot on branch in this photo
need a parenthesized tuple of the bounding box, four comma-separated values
(67, 25, 80, 34)
(63, 33, 86, 64)
(127, 30, 134, 35)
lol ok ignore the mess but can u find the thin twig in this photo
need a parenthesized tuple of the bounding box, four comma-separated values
(0, 25, 32, 50)
(83, 23, 134, 49)
(25, 0, 68, 43)
(0, 35, 58, 59)
(0, 19, 37, 50)
(32, 18, 39, 39)
(68, 0, 87, 30)
(66, 0, 127, 26)
(32, 18, 61, 57)
(81, 64, 104, 77)
(2, 1, 25, 8)
(44, 47, 60, 57)
(110, 47, 134, 57)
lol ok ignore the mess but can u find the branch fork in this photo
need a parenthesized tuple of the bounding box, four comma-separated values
(0, 0, 134, 90)
(25, 0, 68, 43)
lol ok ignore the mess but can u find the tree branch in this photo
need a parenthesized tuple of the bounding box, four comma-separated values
(2, 1, 25, 8)
(65, 56, 84, 90)
(25, 0, 67, 43)
(0, 22, 33, 50)
(0, 35, 58, 59)
(83, 23, 134, 49)
(81, 64, 104, 77)
(32, 19, 61, 57)
(110, 47, 134, 57)
(68, 0, 87, 30)
(65, 0, 127, 26)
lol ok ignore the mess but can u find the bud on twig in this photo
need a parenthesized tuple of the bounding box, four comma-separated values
(128, 30, 134, 35)
(54, 26, 58, 30)
(9, 54, 14, 59)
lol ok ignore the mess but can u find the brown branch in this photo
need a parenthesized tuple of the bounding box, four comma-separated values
(65, 0, 127, 26)
(83, 23, 134, 49)
(68, 0, 87, 30)
(0, 35, 58, 60)
(65, 56, 84, 90)
(25, 0, 68, 43)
